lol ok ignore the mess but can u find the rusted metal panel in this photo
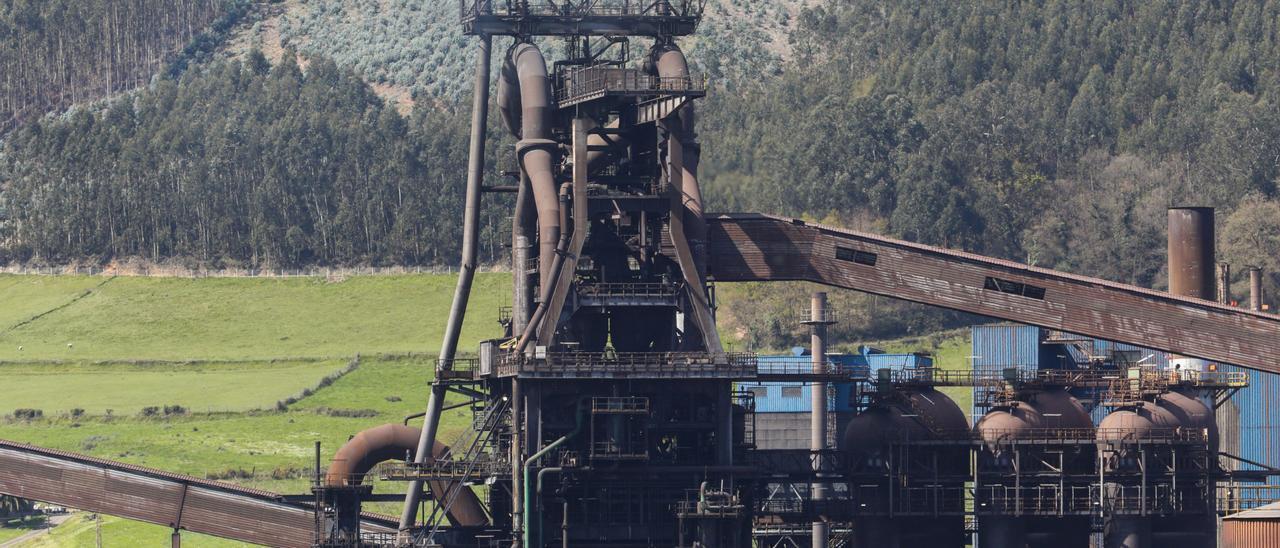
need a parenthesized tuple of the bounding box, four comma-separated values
(0, 439, 396, 547)
(705, 214, 1280, 375)
(1218, 514, 1280, 548)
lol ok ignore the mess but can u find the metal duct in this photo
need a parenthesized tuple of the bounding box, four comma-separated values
(507, 43, 561, 291)
(329, 424, 485, 527)
(650, 42, 707, 278)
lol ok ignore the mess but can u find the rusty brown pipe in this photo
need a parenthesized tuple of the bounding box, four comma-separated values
(496, 52, 521, 138)
(508, 42, 561, 292)
(328, 424, 485, 527)
(650, 43, 707, 278)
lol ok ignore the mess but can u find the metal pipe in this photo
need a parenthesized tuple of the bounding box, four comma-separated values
(1217, 262, 1231, 304)
(1250, 267, 1264, 312)
(809, 292, 828, 548)
(524, 400, 587, 548)
(650, 43, 706, 279)
(513, 171, 535, 334)
(507, 42, 560, 290)
(400, 34, 492, 532)
(516, 187, 571, 353)
(511, 379, 523, 544)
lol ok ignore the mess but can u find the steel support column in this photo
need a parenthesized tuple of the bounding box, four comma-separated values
(401, 33, 492, 532)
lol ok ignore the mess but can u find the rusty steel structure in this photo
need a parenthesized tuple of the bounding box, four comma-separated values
(2, 2, 1280, 548)
(0, 439, 397, 547)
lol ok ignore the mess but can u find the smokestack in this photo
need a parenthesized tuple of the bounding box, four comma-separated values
(1217, 262, 1231, 305)
(1250, 267, 1264, 312)
(1168, 207, 1216, 300)
(1168, 207, 1215, 373)
(809, 292, 830, 548)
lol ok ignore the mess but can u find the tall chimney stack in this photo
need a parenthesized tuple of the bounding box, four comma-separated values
(1168, 207, 1215, 372)
(1217, 262, 1231, 305)
(1168, 207, 1216, 300)
(1249, 267, 1264, 312)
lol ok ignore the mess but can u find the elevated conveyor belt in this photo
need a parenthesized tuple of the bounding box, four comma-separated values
(0, 439, 396, 547)
(706, 213, 1280, 374)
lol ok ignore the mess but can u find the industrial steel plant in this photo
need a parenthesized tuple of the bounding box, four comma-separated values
(4, 2, 1280, 547)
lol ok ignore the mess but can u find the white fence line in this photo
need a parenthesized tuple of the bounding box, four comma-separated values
(0, 263, 512, 278)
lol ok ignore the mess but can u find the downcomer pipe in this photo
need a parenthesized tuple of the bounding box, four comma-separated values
(330, 424, 485, 527)
(501, 42, 560, 292)
(401, 34, 491, 531)
(649, 43, 707, 278)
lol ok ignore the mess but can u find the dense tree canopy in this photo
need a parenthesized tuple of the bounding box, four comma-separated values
(701, 0, 1280, 299)
(0, 0, 248, 133)
(1, 53, 511, 268)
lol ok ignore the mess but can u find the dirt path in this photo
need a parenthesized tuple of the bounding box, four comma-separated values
(0, 514, 72, 548)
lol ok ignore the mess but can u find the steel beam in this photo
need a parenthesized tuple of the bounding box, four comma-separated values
(705, 213, 1280, 374)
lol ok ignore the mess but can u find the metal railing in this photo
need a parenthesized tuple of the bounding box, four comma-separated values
(1219, 485, 1280, 514)
(461, 0, 706, 21)
(436, 358, 479, 380)
(577, 282, 679, 298)
(497, 351, 757, 378)
(591, 396, 651, 414)
(556, 66, 703, 105)
(756, 358, 865, 378)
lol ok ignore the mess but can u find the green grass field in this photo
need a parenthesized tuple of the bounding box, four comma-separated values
(0, 359, 351, 415)
(0, 273, 510, 361)
(21, 514, 253, 548)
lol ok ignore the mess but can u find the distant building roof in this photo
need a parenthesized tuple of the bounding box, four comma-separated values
(1225, 501, 1280, 520)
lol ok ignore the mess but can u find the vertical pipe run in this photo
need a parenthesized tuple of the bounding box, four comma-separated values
(810, 292, 829, 548)
(1217, 262, 1231, 305)
(400, 34, 492, 532)
(1249, 267, 1264, 312)
(511, 379, 523, 545)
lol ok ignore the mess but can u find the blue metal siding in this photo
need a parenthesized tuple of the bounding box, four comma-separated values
(747, 353, 924, 413)
(1219, 364, 1280, 485)
(972, 324, 1043, 369)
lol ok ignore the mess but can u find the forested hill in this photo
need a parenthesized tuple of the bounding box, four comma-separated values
(0, 0, 251, 133)
(1, 1, 1279, 318)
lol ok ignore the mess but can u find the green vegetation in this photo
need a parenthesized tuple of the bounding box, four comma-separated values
(0, 359, 351, 415)
(0, 273, 509, 361)
(870, 330, 974, 420)
(0, 54, 514, 268)
(703, 1, 1280, 305)
(0, 0, 244, 133)
(23, 513, 252, 548)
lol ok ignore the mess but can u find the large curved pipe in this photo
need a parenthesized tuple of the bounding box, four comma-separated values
(328, 424, 485, 527)
(506, 43, 561, 291)
(650, 43, 707, 277)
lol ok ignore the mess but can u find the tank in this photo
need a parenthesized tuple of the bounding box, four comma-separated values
(1097, 391, 1216, 548)
(976, 389, 1094, 548)
(841, 388, 968, 548)
(1153, 390, 1218, 548)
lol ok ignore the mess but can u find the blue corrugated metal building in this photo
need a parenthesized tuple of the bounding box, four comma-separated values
(743, 347, 933, 450)
(744, 347, 931, 413)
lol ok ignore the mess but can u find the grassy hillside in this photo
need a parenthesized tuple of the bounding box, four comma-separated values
(0, 273, 504, 546)
(0, 273, 510, 361)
